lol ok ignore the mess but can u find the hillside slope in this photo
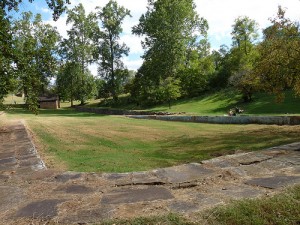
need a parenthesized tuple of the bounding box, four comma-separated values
(147, 89, 300, 115)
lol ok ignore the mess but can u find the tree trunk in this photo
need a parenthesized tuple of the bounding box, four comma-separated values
(109, 33, 118, 103)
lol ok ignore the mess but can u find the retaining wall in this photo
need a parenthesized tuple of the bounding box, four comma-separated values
(75, 106, 178, 116)
(76, 107, 300, 125)
(127, 115, 300, 125)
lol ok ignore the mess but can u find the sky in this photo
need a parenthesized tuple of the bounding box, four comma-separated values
(15, 0, 300, 75)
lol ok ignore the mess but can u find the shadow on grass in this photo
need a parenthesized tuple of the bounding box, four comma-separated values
(4, 107, 108, 118)
(144, 89, 243, 114)
(153, 126, 300, 162)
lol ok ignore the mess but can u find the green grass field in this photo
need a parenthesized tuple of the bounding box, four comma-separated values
(2, 90, 300, 172)
(2, 106, 300, 172)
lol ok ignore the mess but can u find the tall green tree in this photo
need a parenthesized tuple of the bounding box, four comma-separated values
(229, 16, 259, 102)
(56, 62, 96, 106)
(60, 3, 98, 105)
(13, 12, 60, 112)
(0, 9, 15, 107)
(254, 6, 300, 102)
(132, 0, 208, 105)
(56, 62, 79, 105)
(159, 77, 181, 109)
(0, 0, 68, 110)
(95, 0, 131, 102)
(209, 45, 232, 89)
(178, 48, 214, 97)
(231, 16, 259, 55)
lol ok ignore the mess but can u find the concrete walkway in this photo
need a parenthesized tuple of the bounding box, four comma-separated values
(0, 121, 299, 224)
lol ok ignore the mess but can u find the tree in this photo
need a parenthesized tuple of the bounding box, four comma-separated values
(0, 0, 68, 110)
(1, 0, 70, 20)
(60, 3, 98, 105)
(178, 49, 214, 97)
(132, 0, 208, 105)
(57, 62, 96, 105)
(231, 16, 259, 55)
(95, 0, 131, 102)
(254, 6, 300, 101)
(159, 77, 181, 108)
(95, 78, 109, 100)
(0, 9, 15, 108)
(209, 45, 232, 89)
(13, 12, 60, 112)
(229, 16, 259, 102)
(56, 62, 79, 105)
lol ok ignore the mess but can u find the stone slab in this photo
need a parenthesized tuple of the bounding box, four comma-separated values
(0, 186, 25, 211)
(235, 153, 273, 165)
(245, 175, 300, 189)
(56, 185, 93, 194)
(154, 163, 214, 184)
(54, 172, 82, 182)
(15, 199, 65, 218)
(0, 157, 17, 165)
(103, 173, 132, 186)
(101, 186, 174, 204)
(238, 165, 271, 176)
(258, 159, 292, 171)
(0, 174, 10, 181)
(212, 184, 264, 199)
(0, 152, 15, 159)
(61, 206, 114, 224)
(169, 201, 200, 213)
(132, 172, 166, 185)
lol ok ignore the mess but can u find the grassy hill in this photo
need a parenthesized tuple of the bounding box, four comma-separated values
(88, 89, 300, 116)
(149, 90, 300, 115)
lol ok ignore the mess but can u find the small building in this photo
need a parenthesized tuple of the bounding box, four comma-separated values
(38, 96, 60, 109)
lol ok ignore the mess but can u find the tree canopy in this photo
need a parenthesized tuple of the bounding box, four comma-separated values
(254, 6, 300, 101)
(95, 0, 131, 102)
(0, 2, 299, 111)
(131, 0, 209, 105)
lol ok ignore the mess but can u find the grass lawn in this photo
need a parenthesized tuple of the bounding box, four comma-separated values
(3, 106, 300, 172)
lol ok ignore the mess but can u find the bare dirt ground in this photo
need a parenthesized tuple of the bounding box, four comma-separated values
(0, 120, 299, 224)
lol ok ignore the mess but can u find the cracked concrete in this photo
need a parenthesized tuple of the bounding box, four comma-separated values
(0, 121, 299, 224)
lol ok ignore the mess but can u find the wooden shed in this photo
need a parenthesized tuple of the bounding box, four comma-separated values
(38, 96, 60, 109)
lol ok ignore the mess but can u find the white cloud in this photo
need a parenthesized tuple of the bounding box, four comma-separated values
(195, 0, 300, 48)
(120, 34, 144, 54)
(88, 63, 98, 76)
(122, 57, 144, 71)
(41, 7, 51, 13)
(45, 14, 69, 39)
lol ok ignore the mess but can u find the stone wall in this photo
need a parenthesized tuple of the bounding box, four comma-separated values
(128, 115, 300, 125)
(75, 106, 178, 116)
(76, 107, 300, 125)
